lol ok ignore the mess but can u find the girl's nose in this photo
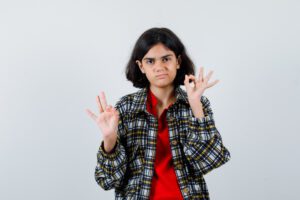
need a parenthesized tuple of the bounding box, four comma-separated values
(155, 66, 165, 73)
(154, 61, 166, 71)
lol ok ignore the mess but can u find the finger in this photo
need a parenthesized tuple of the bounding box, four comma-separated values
(198, 66, 204, 82)
(187, 74, 196, 83)
(96, 95, 104, 113)
(204, 70, 214, 83)
(85, 109, 97, 121)
(184, 74, 191, 89)
(112, 108, 119, 115)
(206, 79, 220, 88)
(106, 105, 113, 112)
(99, 91, 108, 110)
(113, 109, 120, 119)
(189, 74, 198, 84)
(188, 74, 196, 80)
(185, 75, 196, 89)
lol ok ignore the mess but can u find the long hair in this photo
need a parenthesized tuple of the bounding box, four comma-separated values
(125, 27, 195, 88)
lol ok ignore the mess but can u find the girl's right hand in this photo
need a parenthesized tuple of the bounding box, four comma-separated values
(85, 91, 119, 146)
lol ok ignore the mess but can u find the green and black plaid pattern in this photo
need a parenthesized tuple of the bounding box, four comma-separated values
(95, 86, 231, 200)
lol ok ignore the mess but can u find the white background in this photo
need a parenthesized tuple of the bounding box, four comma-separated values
(1, 0, 299, 199)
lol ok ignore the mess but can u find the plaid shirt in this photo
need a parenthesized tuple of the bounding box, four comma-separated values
(95, 86, 231, 200)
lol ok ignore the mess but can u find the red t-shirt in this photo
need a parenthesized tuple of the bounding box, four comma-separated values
(147, 88, 184, 200)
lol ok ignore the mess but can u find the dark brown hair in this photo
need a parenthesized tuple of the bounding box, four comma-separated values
(125, 27, 195, 88)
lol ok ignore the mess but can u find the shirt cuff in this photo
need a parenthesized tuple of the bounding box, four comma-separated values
(99, 139, 120, 159)
(189, 114, 215, 127)
(188, 114, 215, 142)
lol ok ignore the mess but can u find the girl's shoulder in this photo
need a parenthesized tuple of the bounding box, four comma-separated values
(114, 88, 147, 114)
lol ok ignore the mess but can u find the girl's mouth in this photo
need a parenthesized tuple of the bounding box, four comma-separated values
(156, 74, 168, 78)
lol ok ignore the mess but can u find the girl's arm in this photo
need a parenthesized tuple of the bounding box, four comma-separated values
(94, 105, 128, 190)
(183, 95, 231, 176)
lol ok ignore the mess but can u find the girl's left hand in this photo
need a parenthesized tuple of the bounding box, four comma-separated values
(184, 66, 219, 102)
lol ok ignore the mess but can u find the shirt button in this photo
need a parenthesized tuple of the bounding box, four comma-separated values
(183, 187, 189, 194)
(169, 116, 175, 121)
(171, 140, 178, 145)
(176, 163, 183, 170)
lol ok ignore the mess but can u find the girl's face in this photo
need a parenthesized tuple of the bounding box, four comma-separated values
(136, 43, 181, 89)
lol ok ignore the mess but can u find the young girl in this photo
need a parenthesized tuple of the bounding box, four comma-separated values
(86, 27, 231, 200)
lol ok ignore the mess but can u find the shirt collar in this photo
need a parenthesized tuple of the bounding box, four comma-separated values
(147, 87, 158, 108)
(131, 85, 189, 114)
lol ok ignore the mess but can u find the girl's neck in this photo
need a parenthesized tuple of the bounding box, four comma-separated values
(149, 85, 176, 107)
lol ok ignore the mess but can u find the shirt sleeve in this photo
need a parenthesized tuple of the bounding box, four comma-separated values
(94, 105, 128, 190)
(183, 95, 231, 176)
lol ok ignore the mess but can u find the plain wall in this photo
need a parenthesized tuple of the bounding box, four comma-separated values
(1, 0, 299, 199)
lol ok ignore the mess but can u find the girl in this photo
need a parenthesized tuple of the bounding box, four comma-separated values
(86, 27, 231, 200)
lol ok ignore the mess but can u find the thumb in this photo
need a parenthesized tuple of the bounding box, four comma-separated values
(184, 75, 189, 89)
(184, 75, 192, 92)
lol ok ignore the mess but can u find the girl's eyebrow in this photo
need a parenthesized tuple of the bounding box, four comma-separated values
(143, 54, 173, 60)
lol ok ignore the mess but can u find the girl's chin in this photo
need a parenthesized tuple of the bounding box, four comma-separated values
(150, 78, 175, 87)
(151, 82, 174, 88)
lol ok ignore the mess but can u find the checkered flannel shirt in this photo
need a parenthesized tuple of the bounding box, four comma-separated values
(95, 86, 231, 200)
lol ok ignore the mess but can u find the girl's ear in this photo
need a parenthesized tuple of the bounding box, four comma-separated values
(136, 60, 145, 74)
(177, 55, 182, 69)
(177, 55, 182, 65)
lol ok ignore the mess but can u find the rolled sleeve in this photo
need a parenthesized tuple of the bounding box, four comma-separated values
(183, 95, 231, 176)
(99, 138, 120, 160)
(187, 114, 216, 142)
(94, 102, 128, 190)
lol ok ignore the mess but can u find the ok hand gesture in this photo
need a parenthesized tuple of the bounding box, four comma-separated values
(184, 66, 219, 102)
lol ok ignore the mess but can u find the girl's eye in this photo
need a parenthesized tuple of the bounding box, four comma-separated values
(146, 60, 154, 64)
(162, 57, 170, 62)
